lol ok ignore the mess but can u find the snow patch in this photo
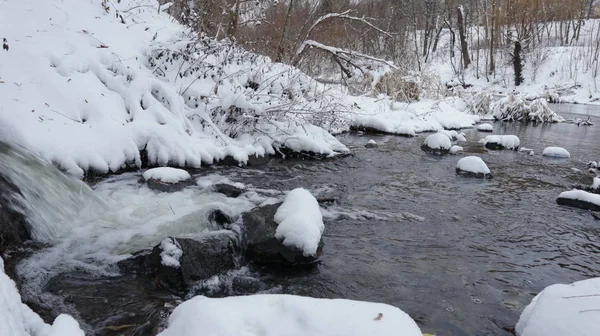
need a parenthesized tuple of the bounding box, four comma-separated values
(274, 188, 324, 256)
(542, 147, 570, 158)
(160, 237, 183, 268)
(158, 294, 423, 336)
(516, 278, 600, 336)
(143, 167, 191, 183)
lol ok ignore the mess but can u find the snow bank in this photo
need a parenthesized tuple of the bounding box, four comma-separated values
(483, 135, 520, 150)
(423, 133, 452, 151)
(0, 257, 84, 336)
(158, 294, 423, 336)
(274, 188, 324, 256)
(476, 123, 494, 132)
(542, 147, 570, 158)
(516, 278, 600, 336)
(143, 167, 191, 183)
(456, 156, 491, 178)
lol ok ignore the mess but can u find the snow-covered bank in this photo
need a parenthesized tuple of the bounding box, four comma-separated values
(516, 278, 600, 336)
(158, 294, 423, 336)
(1, 257, 83, 336)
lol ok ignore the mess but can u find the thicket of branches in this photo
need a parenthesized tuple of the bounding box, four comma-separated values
(161, 0, 600, 90)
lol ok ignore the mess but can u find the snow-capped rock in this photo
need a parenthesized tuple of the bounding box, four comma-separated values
(365, 139, 379, 148)
(476, 123, 494, 132)
(556, 190, 600, 211)
(143, 167, 191, 192)
(421, 133, 452, 154)
(449, 145, 464, 155)
(482, 135, 520, 150)
(542, 147, 570, 158)
(456, 156, 492, 178)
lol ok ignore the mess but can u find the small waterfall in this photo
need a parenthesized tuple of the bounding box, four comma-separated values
(0, 141, 106, 243)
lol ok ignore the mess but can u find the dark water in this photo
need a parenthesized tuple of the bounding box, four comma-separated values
(219, 105, 600, 336)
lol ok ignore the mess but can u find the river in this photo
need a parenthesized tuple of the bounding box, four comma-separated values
(6, 104, 600, 335)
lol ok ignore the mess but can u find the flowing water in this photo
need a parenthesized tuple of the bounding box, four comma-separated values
(3, 104, 600, 335)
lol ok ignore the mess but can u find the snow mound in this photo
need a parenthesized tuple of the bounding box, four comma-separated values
(160, 237, 183, 268)
(274, 188, 324, 256)
(158, 294, 423, 336)
(456, 156, 492, 178)
(476, 123, 494, 132)
(450, 145, 464, 154)
(542, 147, 570, 158)
(0, 257, 84, 336)
(483, 135, 520, 150)
(516, 278, 600, 336)
(143, 167, 191, 183)
(423, 133, 452, 150)
(438, 130, 459, 140)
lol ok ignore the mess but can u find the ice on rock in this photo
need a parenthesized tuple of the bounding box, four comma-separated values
(476, 123, 494, 132)
(274, 188, 324, 257)
(542, 147, 570, 158)
(483, 135, 520, 150)
(449, 145, 464, 154)
(158, 294, 423, 336)
(143, 167, 191, 183)
(516, 278, 600, 336)
(456, 156, 492, 178)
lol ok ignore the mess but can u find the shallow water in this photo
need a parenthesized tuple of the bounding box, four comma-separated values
(10, 105, 600, 335)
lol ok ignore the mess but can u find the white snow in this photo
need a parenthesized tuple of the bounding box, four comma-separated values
(592, 177, 600, 190)
(438, 130, 459, 140)
(274, 188, 324, 256)
(476, 123, 494, 132)
(143, 167, 191, 183)
(483, 135, 520, 150)
(160, 237, 183, 268)
(519, 147, 534, 152)
(0, 257, 84, 336)
(542, 147, 570, 158)
(516, 277, 600, 336)
(158, 294, 423, 336)
(558, 190, 600, 206)
(367, 139, 377, 145)
(449, 145, 464, 154)
(456, 156, 491, 175)
(423, 133, 452, 150)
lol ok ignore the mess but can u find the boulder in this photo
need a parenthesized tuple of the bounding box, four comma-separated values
(118, 233, 239, 293)
(0, 174, 30, 252)
(212, 184, 244, 198)
(556, 190, 600, 212)
(207, 209, 235, 228)
(143, 167, 192, 192)
(365, 140, 378, 148)
(421, 133, 451, 155)
(242, 203, 323, 265)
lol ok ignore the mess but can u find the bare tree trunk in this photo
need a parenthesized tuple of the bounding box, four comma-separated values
(457, 5, 471, 69)
(275, 0, 294, 63)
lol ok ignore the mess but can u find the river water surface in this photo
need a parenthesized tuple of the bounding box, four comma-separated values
(10, 104, 600, 336)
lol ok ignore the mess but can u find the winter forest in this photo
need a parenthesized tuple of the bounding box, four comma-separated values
(1, 0, 600, 335)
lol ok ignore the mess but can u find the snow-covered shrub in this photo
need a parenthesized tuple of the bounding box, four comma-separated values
(368, 70, 420, 102)
(466, 91, 494, 116)
(491, 94, 564, 122)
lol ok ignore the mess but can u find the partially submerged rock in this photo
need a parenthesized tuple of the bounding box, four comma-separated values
(211, 183, 244, 198)
(556, 190, 600, 211)
(482, 135, 520, 150)
(143, 167, 192, 192)
(0, 174, 30, 252)
(365, 139, 378, 148)
(456, 156, 493, 179)
(421, 133, 452, 155)
(118, 234, 239, 293)
(242, 203, 324, 266)
(542, 147, 570, 158)
(476, 123, 494, 132)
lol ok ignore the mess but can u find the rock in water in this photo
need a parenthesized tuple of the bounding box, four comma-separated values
(556, 190, 600, 211)
(476, 123, 494, 132)
(456, 156, 493, 179)
(542, 147, 570, 158)
(365, 139, 378, 148)
(143, 167, 192, 192)
(212, 183, 244, 198)
(118, 233, 239, 293)
(242, 203, 323, 265)
(0, 174, 30, 252)
(421, 133, 452, 155)
(482, 135, 520, 150)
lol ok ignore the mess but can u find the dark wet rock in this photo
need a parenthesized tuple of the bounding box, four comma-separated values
(242, 203, 323, 265)
(118, 234, 239, 293)
(45, 272, 173, 336)
(231, 275, 269, 295)
(207, 209, 235, 228)
(484, 142, 519, 150)
(145, 178, 192, 192)
(455, 168, 493, 179)
(0, 174, 30, 252)
(591, 212, 600, 220)
(212, 183, 244, 198)
(556, 197, 600, 211)
(420, 144, 450, 155)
